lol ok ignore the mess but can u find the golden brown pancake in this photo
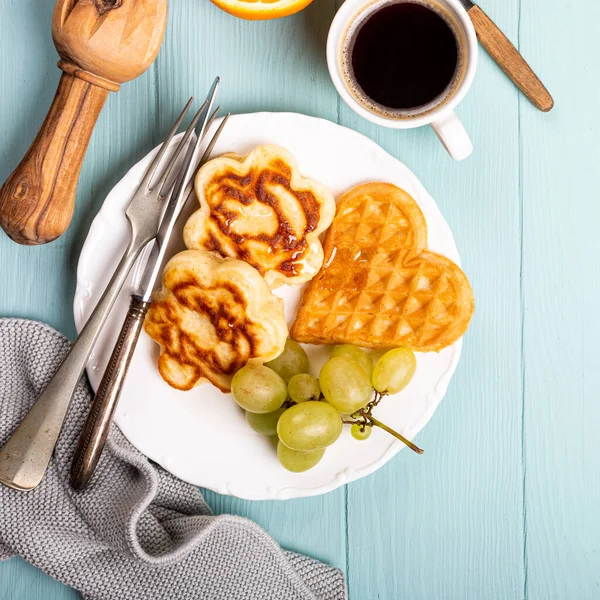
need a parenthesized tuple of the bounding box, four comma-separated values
(144, 250, 288, 393)
(183, 145, 335, 288)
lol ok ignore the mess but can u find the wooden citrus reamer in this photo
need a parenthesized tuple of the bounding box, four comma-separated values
(0, 0, 168, 246)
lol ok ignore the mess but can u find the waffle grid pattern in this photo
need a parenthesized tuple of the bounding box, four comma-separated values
(291, 184, 474, 351)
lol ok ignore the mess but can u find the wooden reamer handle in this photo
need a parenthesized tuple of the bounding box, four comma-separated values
(0, 65, 114, 245)
(468, 4, 554, 112)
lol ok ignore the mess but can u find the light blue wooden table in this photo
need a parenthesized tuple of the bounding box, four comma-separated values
(1, 0, 599, 598)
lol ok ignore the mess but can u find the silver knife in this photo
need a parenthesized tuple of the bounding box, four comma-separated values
(70, 86, 229, 491)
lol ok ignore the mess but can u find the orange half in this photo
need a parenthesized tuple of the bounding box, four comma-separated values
(211, 0, 314, 20)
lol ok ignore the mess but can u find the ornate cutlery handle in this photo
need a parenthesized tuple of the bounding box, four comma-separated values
(0, 238, 143, 491)
(70, 295, 151, 491)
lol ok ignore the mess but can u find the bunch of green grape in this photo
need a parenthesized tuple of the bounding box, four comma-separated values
(231, 339, 417, 473)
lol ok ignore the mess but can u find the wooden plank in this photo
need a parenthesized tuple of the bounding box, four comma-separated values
(154, 0, 339, 131)
(0, 5, 160, 338)
(341, 1, 526, 597)
(205, 493, 346, 569)
(519, 0, 600, 598)
(0, 4, 79, 593)
(159, 0, 347, 576)
(2, 0, 348, 593)
(0, 559, 78, 600)
(0, 0, 74, 336)
(0, 0, 158, 596)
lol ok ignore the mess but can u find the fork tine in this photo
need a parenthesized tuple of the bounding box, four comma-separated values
(151, 99, 208, 195)
(157, 78, 220, 199)
(174, 112, 231, 222)
(157, 106, 221, 200)
(204, 106, 221, 137)
(138, 96, 194, 191)
(193, 77, 220, 156)
(199, 112, 229, 167)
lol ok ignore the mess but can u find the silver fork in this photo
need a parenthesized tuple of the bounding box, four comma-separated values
(70, 111, 230, 491)
(0, 80, 219, 492)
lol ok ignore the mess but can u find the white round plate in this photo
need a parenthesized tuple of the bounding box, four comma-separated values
(74, 112, 462, 501)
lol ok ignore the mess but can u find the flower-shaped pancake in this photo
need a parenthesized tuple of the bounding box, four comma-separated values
(144, 250, 288, 393)
(183, 145, 336, 288)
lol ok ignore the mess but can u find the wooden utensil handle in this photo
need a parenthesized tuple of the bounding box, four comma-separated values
(0, 68, 110, 245)
(468, 5, 554, 112)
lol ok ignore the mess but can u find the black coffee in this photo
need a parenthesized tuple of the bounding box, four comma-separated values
(345, 1, 461, 116)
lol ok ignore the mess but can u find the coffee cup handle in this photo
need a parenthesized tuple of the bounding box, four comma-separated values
(430, 111, 473, 161)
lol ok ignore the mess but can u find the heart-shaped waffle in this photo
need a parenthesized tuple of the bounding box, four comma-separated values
(290, 183, 474, 352)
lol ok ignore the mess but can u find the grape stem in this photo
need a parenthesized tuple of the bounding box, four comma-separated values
(348, 390, 424, 454)
(369, 391, 385, 409)
(365, 414, 424, 455)
(343, 391, 424, 454)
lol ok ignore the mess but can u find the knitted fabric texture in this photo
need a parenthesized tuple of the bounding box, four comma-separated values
(0, 319, 346, 600)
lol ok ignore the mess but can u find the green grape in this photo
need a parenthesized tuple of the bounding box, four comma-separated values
(331, 345, 373, 378)
(288, 373, 321, 403)
(319, 357, 372, 414)
(277, 401, 342, 451)
(372, 348, 417, 395)
(231, 364, 287, 414)
(277, 442, 325, 473)
(264, 339, 309, 383)
(246, 407, 286, 436)
(350, 423, 372, 441)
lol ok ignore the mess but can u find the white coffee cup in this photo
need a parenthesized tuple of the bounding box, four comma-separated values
(327, 0, 478, 161)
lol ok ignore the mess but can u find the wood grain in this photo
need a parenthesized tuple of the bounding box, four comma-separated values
(520, 0, 600, 598)
(0, 0, 168, 245)
(160, 0, 347, 579)
(339, 2, 526, 597)
(0, 71, 108, 245)
(468, 4, 554, 112)
(52, 0, 168, 84)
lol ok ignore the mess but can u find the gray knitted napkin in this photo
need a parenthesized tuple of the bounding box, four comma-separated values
(0, 319, 346, 600)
